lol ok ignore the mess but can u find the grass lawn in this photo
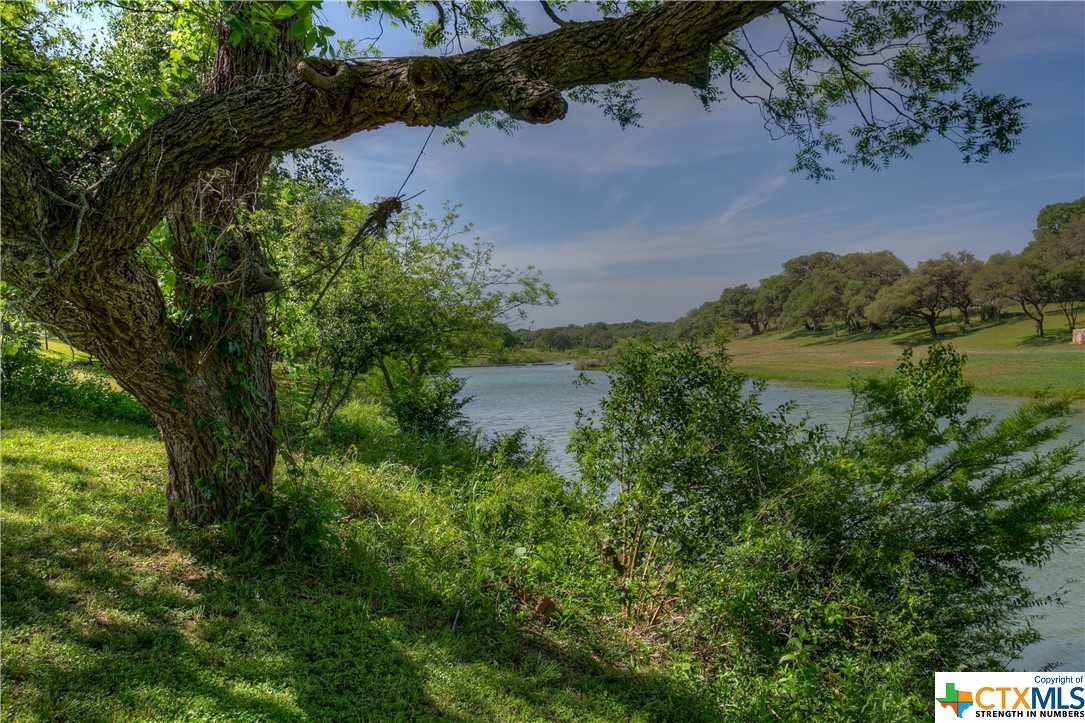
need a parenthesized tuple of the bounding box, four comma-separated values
(727, 310, 1085, 399)
(1, 406, 715, 722)
(37, 336, 92, 364)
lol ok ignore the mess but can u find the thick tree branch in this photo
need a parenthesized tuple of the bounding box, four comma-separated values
(0, 125, 73, 286)
(1, 128, 183, 417)
(81, 1, 779, 265)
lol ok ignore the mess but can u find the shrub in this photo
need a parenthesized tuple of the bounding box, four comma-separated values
(571, 338, 1085, 715)
(1, 348, 152, 425)
(388, 371, 471, 437)
(0, 316, 43, 379)
(217, 476, 343, 566)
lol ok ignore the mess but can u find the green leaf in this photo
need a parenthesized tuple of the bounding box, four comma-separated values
(273, 4, 298, 19)
(286, 19, 309, 40)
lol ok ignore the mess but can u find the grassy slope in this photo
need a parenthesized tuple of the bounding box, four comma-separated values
(727, 311, 1085, 399)
(1, 407, 714, 722)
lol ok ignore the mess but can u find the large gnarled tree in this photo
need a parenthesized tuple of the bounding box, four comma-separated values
(1, 1, 1024, 523)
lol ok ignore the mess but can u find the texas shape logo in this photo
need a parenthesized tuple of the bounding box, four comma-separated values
(937, 682, 975, 718)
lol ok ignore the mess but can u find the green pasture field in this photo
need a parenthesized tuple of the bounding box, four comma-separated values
(727, 309, 1084, 399)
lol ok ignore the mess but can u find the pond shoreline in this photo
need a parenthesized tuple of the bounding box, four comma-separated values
(456, 358, 1085, 406)
(452, 363, 1085, 672)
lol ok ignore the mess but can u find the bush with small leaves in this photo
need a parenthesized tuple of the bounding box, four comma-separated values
(572, 338, 1084, 716)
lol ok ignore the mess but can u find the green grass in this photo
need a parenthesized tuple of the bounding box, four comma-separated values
(37, 335, 92, 364)
(1, 405, 718, 722)
(34, 335, 124, 390)
(727, 310, 1084, 399)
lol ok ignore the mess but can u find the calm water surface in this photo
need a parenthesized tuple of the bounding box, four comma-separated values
(453, 362, 1085, 672)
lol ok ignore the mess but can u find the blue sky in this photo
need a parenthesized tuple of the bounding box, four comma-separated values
(321, 2, 1085, 327)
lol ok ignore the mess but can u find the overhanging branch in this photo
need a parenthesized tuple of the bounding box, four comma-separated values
(83, 1, 780, 265)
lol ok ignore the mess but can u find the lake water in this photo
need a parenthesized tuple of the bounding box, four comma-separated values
(453, 362, 1085, 672)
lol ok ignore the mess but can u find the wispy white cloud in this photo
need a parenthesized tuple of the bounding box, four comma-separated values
(316, 1, 1082, 328)
(501, 178, 1060, 325)
(492, 178, 789, 278)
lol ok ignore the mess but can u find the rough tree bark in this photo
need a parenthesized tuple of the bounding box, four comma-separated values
(922, 311, 939, 338)
(1, 1, 780, 523)
(153, 17, 301, 522)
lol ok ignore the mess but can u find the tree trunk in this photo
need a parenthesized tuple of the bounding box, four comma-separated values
(1060, 301, 1078, 331)
(148, 16, 295, 523)
(1022, 301, 1044, 338)
(153, 324, 279, 523)
(926, 314, 938, 337)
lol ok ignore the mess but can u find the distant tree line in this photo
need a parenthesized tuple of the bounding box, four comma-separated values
(518, 197, 1084, 348)
(512, 319, 668, 353)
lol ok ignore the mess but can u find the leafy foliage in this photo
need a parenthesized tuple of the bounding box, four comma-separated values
(1, 1, 209, 182)
(261, 165, 555, 434)
(866, 257, 956, 335)
(1026, 209, 1085, 332)
(387, 371, 471, 437)
(0, 342, 152, 424)
(970, 198, 1085, 337)
(717, 284, 763, 335)
(572, 338, 1084, 714)
(713, 2, 1027, 180)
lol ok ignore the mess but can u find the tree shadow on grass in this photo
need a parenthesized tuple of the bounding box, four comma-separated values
(779, 325, 947, 348)
(801, 331, 888, 347)
(886, 324, 985, 348)
(778, 328, 830, 343)
(2, 405, 160, 439)
(1, 454, 87, 507)
(2, 514, 438, 721)
(1016, 328, 1072, 346)
(3, 418, 720, 722)
(777, 320, 1018, 349)
(3, 517, 720, 722)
